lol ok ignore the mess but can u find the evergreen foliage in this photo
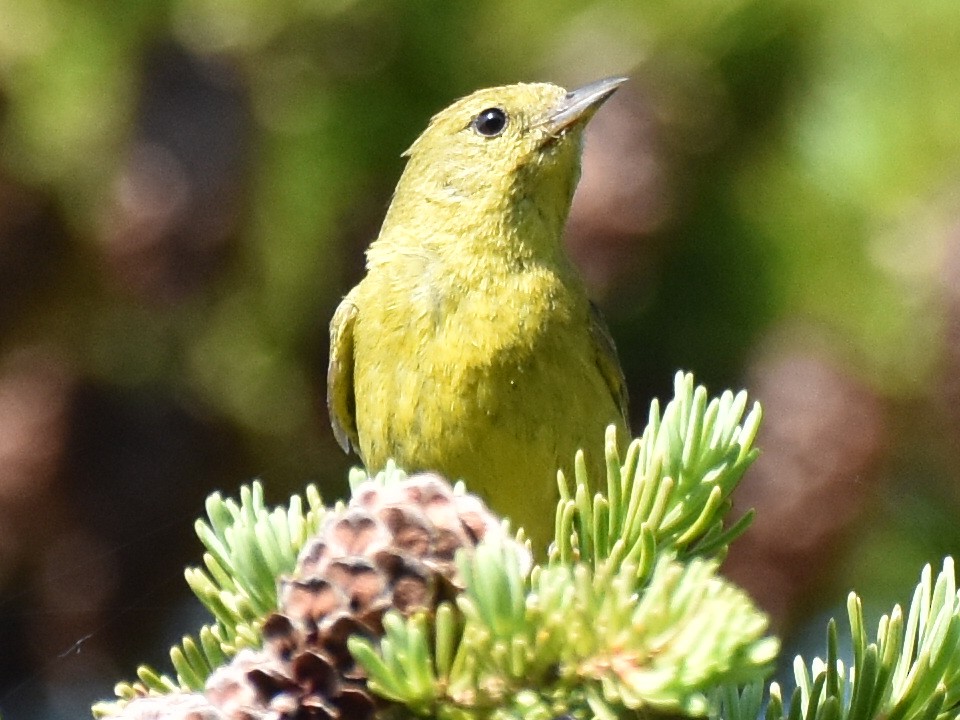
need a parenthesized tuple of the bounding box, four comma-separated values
(93, 373, 960, 720)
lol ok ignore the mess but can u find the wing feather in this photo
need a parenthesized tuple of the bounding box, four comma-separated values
(588, 301, 629, 426)
(327, 295, 360, 454)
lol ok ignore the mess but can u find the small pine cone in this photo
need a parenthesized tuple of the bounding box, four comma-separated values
(108, 474, 514, 720)
(350, 471, 505, 560)
(185, 473, 513, 720)
(281, 472, 511, 637)
(203, 638, 376, 720)
(104, 691, 224, 719)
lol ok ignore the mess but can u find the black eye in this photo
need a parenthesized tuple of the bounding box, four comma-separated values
(472, 107, 508, 137)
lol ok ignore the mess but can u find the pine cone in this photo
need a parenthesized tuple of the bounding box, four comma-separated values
(110, 472, 516, 720)
(282, 472, 507, 634)
(103, 691, 223, 719)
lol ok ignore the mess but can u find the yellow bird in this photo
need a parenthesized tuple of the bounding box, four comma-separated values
(328, 77, 630, 548)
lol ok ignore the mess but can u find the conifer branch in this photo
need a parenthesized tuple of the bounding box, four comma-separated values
(93, 372, 960, 720)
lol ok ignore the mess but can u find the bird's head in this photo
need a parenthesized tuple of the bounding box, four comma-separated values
(385, 77, 627, 249)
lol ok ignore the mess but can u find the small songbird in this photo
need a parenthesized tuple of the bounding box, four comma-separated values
(327, 77, 630, 548)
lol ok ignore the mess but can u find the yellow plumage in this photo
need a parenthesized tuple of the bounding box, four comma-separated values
(328, 78, 630, 548)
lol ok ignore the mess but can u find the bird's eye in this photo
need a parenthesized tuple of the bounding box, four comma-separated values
(472, 107, 508, 137)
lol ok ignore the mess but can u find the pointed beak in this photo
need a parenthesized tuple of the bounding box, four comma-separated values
(542, 76, 629, 135)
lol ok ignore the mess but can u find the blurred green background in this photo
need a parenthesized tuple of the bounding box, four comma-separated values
(1, 0, 959, 717)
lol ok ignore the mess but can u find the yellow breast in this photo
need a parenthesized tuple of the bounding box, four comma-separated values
(349, 257, 625, 541)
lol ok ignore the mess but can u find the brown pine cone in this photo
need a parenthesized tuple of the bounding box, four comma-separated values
(108, 472, 516, 720)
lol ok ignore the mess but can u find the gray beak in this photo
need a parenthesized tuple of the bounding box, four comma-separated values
(542, 76, 629, 135)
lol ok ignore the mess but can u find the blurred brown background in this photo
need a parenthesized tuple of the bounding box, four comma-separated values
(1, 1, 959, 717)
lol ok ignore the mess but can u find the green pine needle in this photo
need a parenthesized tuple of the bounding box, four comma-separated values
(106, 481, 326, 701)
(754, 558, 960, 720)
(351, 542, 777, 718)
(552, 371, 760, 578)
(348, 612, 440, 713)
